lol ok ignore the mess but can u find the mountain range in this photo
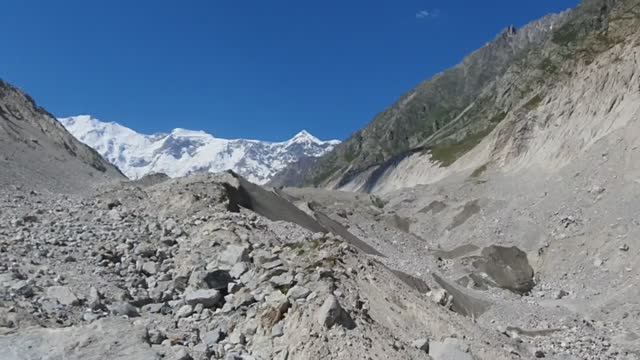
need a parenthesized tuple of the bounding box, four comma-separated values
(59, 115, 339, 184)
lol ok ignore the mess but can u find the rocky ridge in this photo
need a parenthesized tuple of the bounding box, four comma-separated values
(0, 81, 124, 193)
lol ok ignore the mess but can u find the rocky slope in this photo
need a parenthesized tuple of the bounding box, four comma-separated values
(0, 80, 124, 193)
(59, 115, 340, 184)
(0, 173, 524, 360)
(273, 9, 572, 188)
(318, 0, 640, 194)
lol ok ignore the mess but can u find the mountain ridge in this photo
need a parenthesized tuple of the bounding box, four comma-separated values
(59, 115, 340, 184)
(0, 80, 124, 193)
(272, 8, 574, 188)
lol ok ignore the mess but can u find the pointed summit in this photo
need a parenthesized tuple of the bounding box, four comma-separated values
(289, 130, 321, 144)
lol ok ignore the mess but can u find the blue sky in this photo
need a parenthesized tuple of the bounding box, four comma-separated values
(1, 0, 579, 141)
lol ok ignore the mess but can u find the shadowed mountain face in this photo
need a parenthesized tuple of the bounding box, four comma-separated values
(0, 80, 124, 193)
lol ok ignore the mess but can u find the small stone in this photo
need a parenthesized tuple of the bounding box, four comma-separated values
(142, 261, 159, 275)
(593, 258, 603, 267)
(620, 244, 630, 251)
(316, 295, 355, 329)
(109, 302, 140, 317)
(148, 328, 166, 344)
(261, 259, 284, 270)
(229, 262, 248, 279)
(271, 320, 285, 337)
(535, 350, 546, 358)
(232, 288, 256, 309)
(228, 328, 246, 345)
(286, 285, 310, 300)
(171, 347, 192, 360)
(204, 270, 233, 290)
(82, 312, 100, 322)
(46, 286, 80, 306)
(411, 338, 429, 352)
(87, 287, 102, 310)
(220, 245, 250, 266)
(270, 273, 294, 287)
(176, 304, 194, 318)
(429, 288, 451, 307)
(553, 289, 569, 300)
(142, 303, 166, 314)
(134, 243, 156, 257)
(201, 329, 224, 347)
(185, 289, 222, 308)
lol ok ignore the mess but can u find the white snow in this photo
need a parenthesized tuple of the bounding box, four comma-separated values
(58, 115, 340, 184)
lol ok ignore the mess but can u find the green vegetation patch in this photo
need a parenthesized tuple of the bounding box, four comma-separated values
(429, 127, 494, 167)
(469, 163, 488, 178)
(552, 24, 580, 46)
(523, 94, 543, 111)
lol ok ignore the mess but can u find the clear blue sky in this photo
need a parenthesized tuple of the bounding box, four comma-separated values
(1, 0, 579, 141)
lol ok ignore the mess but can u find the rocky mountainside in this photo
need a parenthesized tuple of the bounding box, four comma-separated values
(273, 10, 572, 188)
(59, 115, 340, 184)
(277, 0, 640, 191)
(313, 0, 640, 194)
(0, 80, 124, 193)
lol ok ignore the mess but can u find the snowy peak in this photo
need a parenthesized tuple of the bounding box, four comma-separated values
(289, 130, 320, 144)
(58, 116, 340, 184)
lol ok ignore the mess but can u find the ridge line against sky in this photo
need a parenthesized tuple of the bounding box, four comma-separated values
(0, 0, 579, 142)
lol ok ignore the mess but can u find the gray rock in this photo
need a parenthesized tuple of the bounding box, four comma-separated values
(232, 288, 256, 309)
(142, 303, 166, 314)
(220, 245, 250, 266)
(553, 289, 569, 300)
(176, 304, 194, 318)
(201, 329, 224, 347)
(188, 270, 208, 289)
(429, 338, 472, 360)
(286, 285, 310, 300)
(315, 295, 355, 329)
(184, 289, 222, 308)
(228, 327, 246, 345)
(261, 259, 284, 270)
(0, 318, 158, 360)
(204, 269, 233, 290)
(147, 328, 166, 344)
(109, 302, 140, 317)
(142, 261, 159, 275)
(271, 320, 285, 337)
(46, 286, 80, 306)
(171, 347, 192, 360)
(87, 287, 102, 310)
(270, 272, 294, 287)
(134, 243, 156, 257)
(229, 262, 249, 279)
(411, 338, 430, 352)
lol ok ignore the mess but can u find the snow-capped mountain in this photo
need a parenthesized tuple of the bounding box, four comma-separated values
(58, 115, 340, 184)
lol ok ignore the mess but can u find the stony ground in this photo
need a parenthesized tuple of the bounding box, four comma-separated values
(0, 173, 530, 360)
(284, 122, 640, 360)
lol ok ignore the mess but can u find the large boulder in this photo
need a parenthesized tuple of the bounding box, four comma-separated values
(0, 318, 159, 360)
(474, 245, 535, 294)
(429, 338, 473, 360)
(315, 295, 355, 329)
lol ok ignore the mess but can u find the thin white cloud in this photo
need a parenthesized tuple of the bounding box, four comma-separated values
(416, 9, 440, 20)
